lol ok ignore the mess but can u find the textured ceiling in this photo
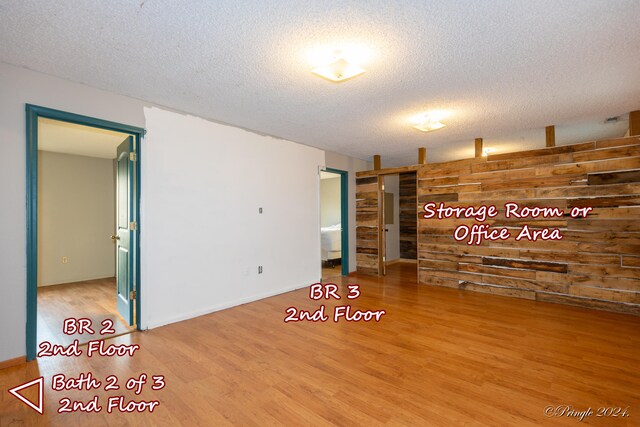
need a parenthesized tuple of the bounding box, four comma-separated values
(39, 118, 129, 159)
(2, 1, 639, 165)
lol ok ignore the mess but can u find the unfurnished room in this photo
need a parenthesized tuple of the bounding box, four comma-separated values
(0, 1, 639, 426)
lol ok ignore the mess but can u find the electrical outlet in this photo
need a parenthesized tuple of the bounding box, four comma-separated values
(62, 256, 69, 264)
(259, 207, 263, 214)
(258, 266, 263, 274)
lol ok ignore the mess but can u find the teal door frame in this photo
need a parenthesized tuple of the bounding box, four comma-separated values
(323, 167, 349, 276)
(25, 104, 144, 361)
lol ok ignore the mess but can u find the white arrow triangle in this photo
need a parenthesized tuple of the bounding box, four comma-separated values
(8, 376, 44, 414)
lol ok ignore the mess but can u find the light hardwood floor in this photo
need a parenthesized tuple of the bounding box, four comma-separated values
(2, 263, 639, 426)
(321, 262, 343, 281)
(37, 278, 135, 346)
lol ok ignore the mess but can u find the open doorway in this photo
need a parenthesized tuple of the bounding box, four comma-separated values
(381, 172, 417, 279)
(26, 105, 143, 360)
(383, 174, 400, 266)
(320, 168, 348, 281)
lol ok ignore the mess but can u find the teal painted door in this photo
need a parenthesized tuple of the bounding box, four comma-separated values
(115, 137, 134, 325)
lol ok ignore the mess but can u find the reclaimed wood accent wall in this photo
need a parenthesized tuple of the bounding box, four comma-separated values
(417, 136, 640, 315)
(356, 176, 380, 275)
(399, 172, 417, 259)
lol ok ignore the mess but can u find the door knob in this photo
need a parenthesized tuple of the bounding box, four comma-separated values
(111, 235, 120, 241)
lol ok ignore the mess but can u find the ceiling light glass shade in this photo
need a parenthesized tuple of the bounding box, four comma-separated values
(482, 148, 493, 156)
(312, 58, 366, 82)
(412, 117, 446, 132)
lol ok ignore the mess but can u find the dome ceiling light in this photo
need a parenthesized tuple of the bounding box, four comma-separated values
(311, 50, 366, 83)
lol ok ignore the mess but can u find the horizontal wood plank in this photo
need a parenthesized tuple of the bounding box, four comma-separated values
(415, 137, 640, 313)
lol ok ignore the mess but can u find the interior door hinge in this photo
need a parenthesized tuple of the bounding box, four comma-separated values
(130, 221, 137, 231)
(129, 290, 137, 301)
(129, 152, 137, 161)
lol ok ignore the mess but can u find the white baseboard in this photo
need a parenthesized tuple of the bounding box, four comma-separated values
(142, 281, 311, 330)
(38, 275, 116, 287)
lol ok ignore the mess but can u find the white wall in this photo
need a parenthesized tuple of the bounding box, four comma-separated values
(141, 107, 324, 328)
(320, 176, 341, 227)
(383, 175, 400, 262)
(323, 150, 372, 273)
(38, 151, 116, 286)
(0, 61, 367, 362)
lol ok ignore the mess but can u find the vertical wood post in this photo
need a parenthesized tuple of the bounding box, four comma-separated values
(373, 155, 381, 170)
(474, 138, 483, 158)
(377, 175, 385, 276)
(546, 125, 556, 147)
(418, 147, 426, 164)
(630, 111, 640, 136)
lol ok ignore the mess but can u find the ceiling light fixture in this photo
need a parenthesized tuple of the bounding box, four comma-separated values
(482, 147, 493, 157)
(311, 51, 366, 83)
(412, 114, 446, 132)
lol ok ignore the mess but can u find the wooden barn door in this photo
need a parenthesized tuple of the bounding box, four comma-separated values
(379, 175, 387, 276)
(355, 175, 381, 275)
